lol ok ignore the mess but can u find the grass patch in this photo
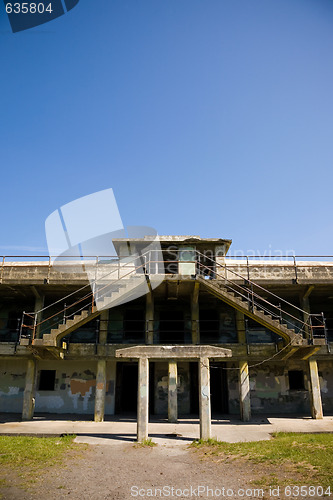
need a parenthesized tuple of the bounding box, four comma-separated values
(191, 433, 333, 488)
(0, 434, 77, 470)
(134, 438, 157, 447)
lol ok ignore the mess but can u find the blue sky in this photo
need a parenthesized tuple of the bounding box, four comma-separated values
(1, 0, 333, 256)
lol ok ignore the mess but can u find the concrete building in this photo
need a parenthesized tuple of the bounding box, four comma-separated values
(0, 236, 332, 440)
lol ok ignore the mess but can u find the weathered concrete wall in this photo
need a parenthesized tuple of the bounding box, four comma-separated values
(0, 359, 26, 412)
(228, 361, 320, 416)
(318, 360, 333, 415)
(154, 362, 190, 415)
(0, 359, 116, 415)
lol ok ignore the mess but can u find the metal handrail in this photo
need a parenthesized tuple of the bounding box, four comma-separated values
(19, 250, 326, 344)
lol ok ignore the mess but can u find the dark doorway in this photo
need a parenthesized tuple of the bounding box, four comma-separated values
(123, 309, 145, 343)
(210, 362, 229, 415)
(159, 310, 185, 344)
(115, 361, 155, 415)
(190, 362, 199, 415)
(115, 362, 138, 414)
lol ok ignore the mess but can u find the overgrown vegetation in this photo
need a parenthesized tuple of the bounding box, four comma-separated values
(0, 434, 77, 469)
(191, 433, 333, 488)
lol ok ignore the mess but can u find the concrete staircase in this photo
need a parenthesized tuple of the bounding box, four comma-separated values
(197, 275, 306, 346)
(32, 275, 147, 347)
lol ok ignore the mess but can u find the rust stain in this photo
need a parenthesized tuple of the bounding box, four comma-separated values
(70, 378, 96, 396)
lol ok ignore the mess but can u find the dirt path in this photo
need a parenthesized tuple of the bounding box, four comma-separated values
(0, 441, 324, 500)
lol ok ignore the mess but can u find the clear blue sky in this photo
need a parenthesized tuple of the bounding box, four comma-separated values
(1, 0, 333, 256)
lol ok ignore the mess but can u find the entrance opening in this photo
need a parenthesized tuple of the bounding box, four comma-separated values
(159, 310, 185, 344)
(210, 362, 229, 415)
(190, 362, 199, 415)
(115, 361, 155, 415)
(115, 362, 138, 414)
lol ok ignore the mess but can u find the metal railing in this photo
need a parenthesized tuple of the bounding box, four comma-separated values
(15, 250, 328, 345)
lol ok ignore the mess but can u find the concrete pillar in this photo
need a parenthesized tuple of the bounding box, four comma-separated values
(199, 357, 211, 440)
(146, 291, 154, 345)
(239, 361, 251, 421)
(99, 310, 109, 345)
(94, 359, 107, 422)
(137, 358, 149, 442)
(109, 359, 116, 415)
(168, 361, 178, 423)
(33, 292, 44, 339)
(22, 358, 37, 420)
(236, 311, 246, 345)
(301, 286, 314, 341)
(191, 282, 200, 344)
(308, 359, 323, 419)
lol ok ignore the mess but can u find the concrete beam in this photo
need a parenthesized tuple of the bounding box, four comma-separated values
(239, 361, 251, 422)
(22, 359, 37, 420)
(94, 359, 107, 422)
(199, 357, 211, 440)
(137, 358, 149, 442)
(168, 361, 178, 423)
(116, 345, 232, 360)
(308, 359, 323, 419)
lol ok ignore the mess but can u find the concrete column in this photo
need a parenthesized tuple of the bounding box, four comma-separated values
(239, 361, 251, 421)
(168, 361, 178, 423)
(191, 282, 200, 344)
(137, 358, 149, 442)
(94, 359, 107, 422)
(33, 291, 44, 340)
(199, 357, 211, 440)
(99, 310, 109, 345)
(236, 311, 246, 344)
(146, 291, 154, 345)
(301, 286, 314, 341)
(109, 359, 116, 415)
(22, 358, 37, 420)
(308, 359, 323, 419)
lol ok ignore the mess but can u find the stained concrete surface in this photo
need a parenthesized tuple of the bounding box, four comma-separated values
(0, 414, 332, 446)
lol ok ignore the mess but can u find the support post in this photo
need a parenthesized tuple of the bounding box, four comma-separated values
(301, 286, 314, 341)
(199, 357, 211, 440)
(168, 361, 178, 423)
(22, 358, 37, 420)
(99, 310, 109, 345)
(109, 359, 116, 415)
(236, 311, 246, 345)
(32, 289, 44, 340)
(239, 361, 251, 421)
(308, 359, 323, 419)
(191, 282, 200, 344)
(146, 291, 154, 345)
(137, 358, 149, 442)
(94, 359, 107, 422)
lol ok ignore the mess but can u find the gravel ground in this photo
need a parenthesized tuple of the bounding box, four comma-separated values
(0, 440, 325, 500)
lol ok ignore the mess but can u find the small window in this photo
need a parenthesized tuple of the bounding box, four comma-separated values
(288, 370, 304, 390)
(39, 370, 56, 391)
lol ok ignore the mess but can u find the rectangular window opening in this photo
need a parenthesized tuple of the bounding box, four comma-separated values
(39, 370, 56, 391)
(288, 370, 305, 391)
